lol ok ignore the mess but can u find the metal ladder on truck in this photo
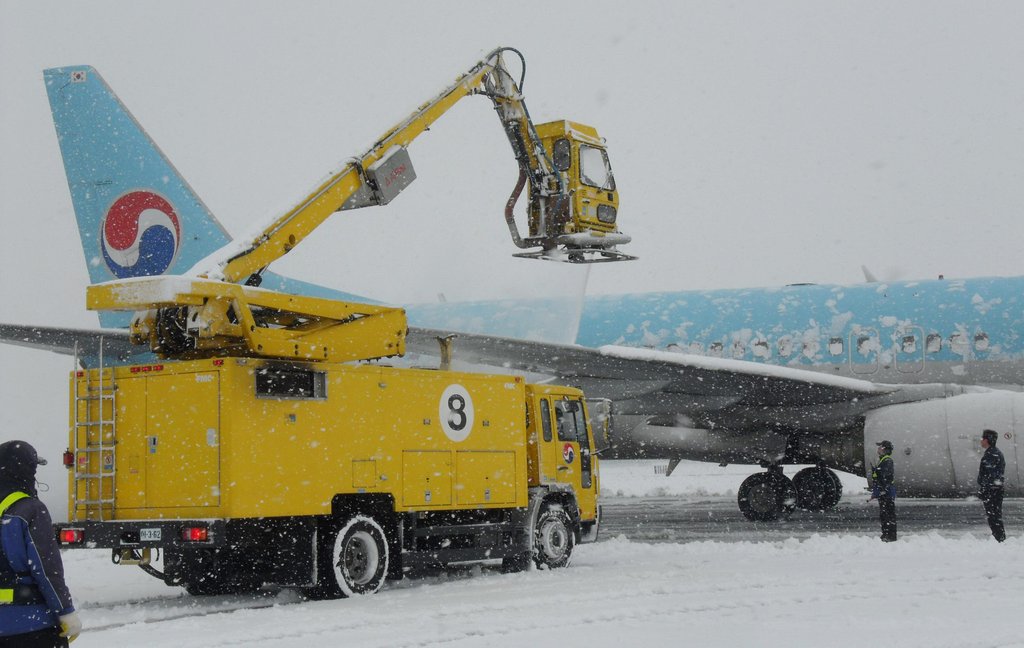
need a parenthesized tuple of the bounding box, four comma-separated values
(71, 341, 117, 521)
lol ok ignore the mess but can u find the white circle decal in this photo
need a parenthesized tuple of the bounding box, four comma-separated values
(439, 384, 474, 442)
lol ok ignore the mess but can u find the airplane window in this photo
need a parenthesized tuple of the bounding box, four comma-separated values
(731, 340, 746, 358)
(829, 337, 844, 356)
(801, 339, 820, 359)
(777, 337, 793, 357)
(666, 343, 683, 353)
(974, 332, 989, 351)
(950, 333, 968, 355)
(926, 333, 942, 353)
(856, 335, 876, 357)
(752, 339, 770, 359)
(901, 335, 917, 354)
(708, 342, 723, 357)
(688, 342, 704, 355)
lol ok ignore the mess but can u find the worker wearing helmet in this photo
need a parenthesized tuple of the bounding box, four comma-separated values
(0, 440, 80, 646)
(869, 440, 897, 542)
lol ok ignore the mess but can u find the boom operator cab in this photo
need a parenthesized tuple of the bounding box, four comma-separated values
(512, 120, 623, 262)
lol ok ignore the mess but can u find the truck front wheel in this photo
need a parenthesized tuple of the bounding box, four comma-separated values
(317, 514, 390, 598)
(534, 505, 575, 569)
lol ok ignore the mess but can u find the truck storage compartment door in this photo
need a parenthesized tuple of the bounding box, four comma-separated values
(145, 371, 221, 508)
(455, 451, 516, 505)
(402, 451, 451, 507)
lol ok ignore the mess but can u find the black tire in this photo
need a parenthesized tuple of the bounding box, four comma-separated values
(314, 514, 389, 599)
(793, 466, 842, 511)
(826, 468, 844, 506)
(533, 505, 575, 569)
(738, 472, 797, 522)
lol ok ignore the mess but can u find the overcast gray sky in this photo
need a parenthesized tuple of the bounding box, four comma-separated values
(3, 1, 1024, 494)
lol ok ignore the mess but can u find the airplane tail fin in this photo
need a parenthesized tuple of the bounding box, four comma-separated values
(45, 66, 377, 328)
(45, 66, 232, 327)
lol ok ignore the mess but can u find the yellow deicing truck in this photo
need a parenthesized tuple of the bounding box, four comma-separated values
(51, 47, 615, 597)
(61, 358, 599, 596)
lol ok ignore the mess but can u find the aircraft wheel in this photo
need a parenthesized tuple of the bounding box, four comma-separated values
(793, 466, 842, 511)
(738, 472, 796, 522)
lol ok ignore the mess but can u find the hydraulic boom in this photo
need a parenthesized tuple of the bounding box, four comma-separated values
(87, 47, 632, 363)
(210, 46, 632, 286)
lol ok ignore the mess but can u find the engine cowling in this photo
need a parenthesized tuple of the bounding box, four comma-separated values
(863, 391, 1021, 497)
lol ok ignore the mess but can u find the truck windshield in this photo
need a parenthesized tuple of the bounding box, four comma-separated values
(579, 145, 615, 191)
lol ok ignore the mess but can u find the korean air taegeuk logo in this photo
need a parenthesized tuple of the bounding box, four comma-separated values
(100, 190, 181, 278)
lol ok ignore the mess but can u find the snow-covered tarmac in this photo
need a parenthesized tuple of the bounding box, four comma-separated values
(63, 461, 1023, 647)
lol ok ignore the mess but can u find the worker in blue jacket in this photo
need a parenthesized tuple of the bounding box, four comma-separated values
(0, 440, 80, 647)
(977, 429, 1006, 542)
(869, 440, 897, 542)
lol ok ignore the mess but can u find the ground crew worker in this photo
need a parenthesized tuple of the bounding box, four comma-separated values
(869, 440, 897, 542)
(977, 429, 1006, 542)
(0, 440, 80, 647)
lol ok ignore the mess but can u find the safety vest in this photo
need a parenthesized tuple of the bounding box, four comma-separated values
(0, 491, 30, 605)
(871, 455, 892, 479)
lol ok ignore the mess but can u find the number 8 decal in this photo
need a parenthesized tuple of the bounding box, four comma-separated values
(440, 384, 474, 442)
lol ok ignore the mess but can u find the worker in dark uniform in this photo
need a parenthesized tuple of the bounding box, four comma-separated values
(0, 440, 80, 647)
(869, 440, 897, 542)
(977, 429, 1006, 542)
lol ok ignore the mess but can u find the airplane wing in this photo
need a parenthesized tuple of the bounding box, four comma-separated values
(406, 326, 892, 401)
(0, 323, 139, 365)
(3, 321, 932, 439)
(404, 327, 943, 442)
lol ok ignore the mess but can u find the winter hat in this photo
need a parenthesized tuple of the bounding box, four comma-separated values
(876, 440, 893, 454)
(982, 429, 999, 447)
(0, 440, 47, 492)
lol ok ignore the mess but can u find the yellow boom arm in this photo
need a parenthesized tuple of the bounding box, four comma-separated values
(87, 47, 632, 363)
(213, 46, 631, 285)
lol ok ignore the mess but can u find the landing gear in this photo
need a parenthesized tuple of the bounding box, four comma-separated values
(737, 467, 796, 522)
(792, 466, 843, 511)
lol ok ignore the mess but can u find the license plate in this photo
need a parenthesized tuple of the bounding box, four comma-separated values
(140, 528, 162, 542)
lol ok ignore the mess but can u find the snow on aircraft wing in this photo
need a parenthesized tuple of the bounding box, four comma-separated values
(405, 327, 896, 409)
(0, 323, 139, 365)
(2, 321, 896, 414)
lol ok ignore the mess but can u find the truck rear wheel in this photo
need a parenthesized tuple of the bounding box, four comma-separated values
(316, 514, 390, 598)
(533, 505, 574, 569)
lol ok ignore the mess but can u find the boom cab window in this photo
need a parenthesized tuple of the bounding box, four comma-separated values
(255, 365, 326, 399)
(579, 145, 616, 191)
(552, 138, 571, 172)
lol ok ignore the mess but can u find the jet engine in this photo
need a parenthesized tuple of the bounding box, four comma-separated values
(863, 390, 1021, 497)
